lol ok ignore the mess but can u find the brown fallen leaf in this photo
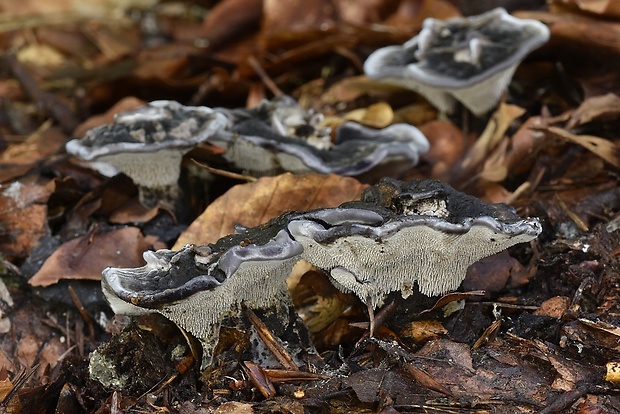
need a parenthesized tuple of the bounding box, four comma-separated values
(418, 290, 485, 316)
(400, 320, 447, 344)
(109, 199, 159, 224)
(385, 0, 460, 27)
(606, 362, 620, 383)
(214, 401, 254, 414)
(565, 93, 620, 129)
(174, 173, 367, 248)
(321, 76, 406, 106)
(0, 377, 22, 412)
(17, 44, 65, 68)
(0, 0, 157, 18)
(342, 102, 394, 128)
(402, 361, 453, 397)
(578, 318, 620, 338)
(0, 125, 67, 183)
(520, 10, 620, 57)
(197, 0, 262, 51)
(462, 251, 527, 295)
(562, 318, 620, 352)
(479, 182, 513, 204)
(414, 337, 558, 402)
(332, 0, 402, 25)
(35, 26, 99, 62)
(550, 0, 620, 18)
(36, 337, 66, 377)
(534, 296, 570, 320)
(457, 103, 526, 178)
(532, 339, 598, 392)
(481, 116, 547, 183)
(537, 125, 620, 168)
(28, 227, 159, 286)
(262, 0, 335, 36)
(345, 368, 415, 403)
(0, 181, 51, 259)
(323, 101, 396, 133)
(393, 102, 438, 128)
(245, 33, 358, 78)
(291, 269, 362, 347)
(418, 120, 466, 181)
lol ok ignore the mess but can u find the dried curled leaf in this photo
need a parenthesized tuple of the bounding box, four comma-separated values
(28, 227, 158, 287)
(537, 126, 620, 168)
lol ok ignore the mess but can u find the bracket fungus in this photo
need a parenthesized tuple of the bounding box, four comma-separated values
(65, 100, 228, 207)
(102, 224, 305, 365)
(68, 97, 429, 187)
(289, 178, 542, 309)
(363, 8, 550, 116)
(102, 178, 541, 367)
(211, 96, 430, 176)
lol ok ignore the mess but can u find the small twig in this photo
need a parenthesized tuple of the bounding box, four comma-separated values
(262, 369, 330, 383)
(244, 307, 299, 371)
(67, 285, 90, 325)
(334, 46, 364, 72)
(351, 300, 397, 335)
(4, 54, 78, 134)
(191, 158, 257, 182)
(0, 364, 40, 407)
(74, 316, 85, 358)
(247, 55, 284, 97)
(472, 319, 502, 350)
(65, 312, 71, 354)
(538, 388, 586, 414)
(243, 361, 277, 398)
(56, 344, 78, 364)
(137, 373, 179, 403)
(111, 390, 121, 414)
(68, 285, 95, 339)
(1, 258, 21, 277)
(556, 194, 589, 232)
(473, 302, 540, 311)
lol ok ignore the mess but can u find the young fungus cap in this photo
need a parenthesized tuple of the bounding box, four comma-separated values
(288, 178, 541, 307)
(210, 96, 430, 176)
(66, 100, 228, 188)
(364, 8, 550, 116)
(102, 227, 304, 365)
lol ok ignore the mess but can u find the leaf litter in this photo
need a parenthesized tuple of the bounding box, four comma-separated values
(0, 0, 620, 412)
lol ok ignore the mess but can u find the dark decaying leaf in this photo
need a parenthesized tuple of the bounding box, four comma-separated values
(28, 227, 158, 286)
(0, 126, 67, 184)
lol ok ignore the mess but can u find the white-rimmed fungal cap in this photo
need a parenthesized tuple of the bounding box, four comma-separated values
(66, 100, 228, 191)
(102, 226, 304, 367)
(288, 178, 541, 308)
(210, 97, 430, 176)
(363, 8, 550, 116)
(102, 178, 541, 366)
